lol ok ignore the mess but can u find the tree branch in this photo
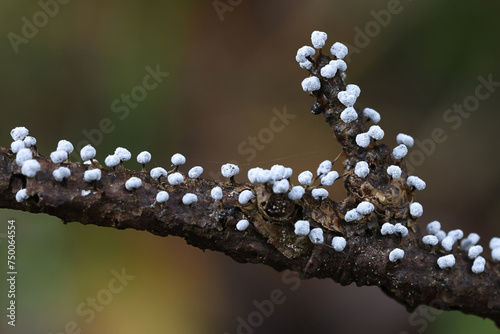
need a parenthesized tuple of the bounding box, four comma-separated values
(2, 39, 500, 327)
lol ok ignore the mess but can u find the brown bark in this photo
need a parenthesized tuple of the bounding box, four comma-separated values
(1, 52, 499, 327)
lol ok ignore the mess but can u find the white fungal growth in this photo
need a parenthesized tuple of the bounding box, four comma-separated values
(57, 140, 74, 154)
(381, 222, 395, 235)
(83, 169, 101, 182)
(354, 161, 369, 178)
(298, 170, 314, 185)
(247, 167, 262, 183)
(294, 220, 310, 236)
(167, 172, 184, 185)
(309, 228, 324, 244)
(11, 140, 25, 153)
(422, 235, 439, 246)
(426, 221, 441, 235)
(16, 148, 32, 167)
(301, 77, 321, 92)
(346, 84, 361, 98)
(356, 201, 374, 215)
(389, 248, 404, 262)
(188, 166, 204, 179)
(471, 256, 486, 274)
(81, 190, 91, 197)
(115, 147, 132, 162)
(171, 153, 186, 166)
(467, 233, 481, 245)
(137, 151, 151, 164)
(236, 219, 250, 231)
(21, 159, 40, 178)
(468, 245, 483, 259)
(255, 169, 273, 183)
(311, 30, 327, 49)
(15, 189, 29, 203)
(435, 230, 446, 242)
(407, 176, 426, 190)
(221, 163, 239, 178)
(150, 167, 167, 179)
(80, 145, 96, 162)
(273, 179, 290, 194)
(10, 127, 29, 141)
(392, 144, 408, 159)
(340, 107, 358, 123)
(125, 177, 142, 190)
(53, 167, 71, 182)
(211, 186, 223, 201)
(311, 188, 328, 200)
(367, 125, 384, 141)
(156, 191, 169, 203)
(288, 186, 305, 201)
(295, 46, 315, 63)
(23, 136, 37, 147)
(238, 190, 254, 204)
(330, 42, 348, 59)
(492, 248, 500, 262)
(394, 223, 408, 237)
(317, 160, 332, 177)
(321, 171, 339, 186)
(363, 108, 381, 124)
(299, 60, 312, 70)
(356, 133, 371, 148)
(441, 236, 455, 251)
(409, 202, 423, 217)
(332, 236, 347, 252)
(448, 229, 464, 242)
(320, 64, 337, 78)
(284, 167, 293, 179)
(182, 193, 198, 205)
(437, 254, 455, 269)
(489, 237, 500, 250)
(386, 165, 402, 179)
(460, 233, 480, 251)
(337, 91, 357, 107)
(105, 155, 121, 168)
(50, 150, 68, 164)
(270, 164, 287, 180)
(345, 209, 362, 222)
(397, 133, 414, 147)
(330, 59, 347, 71)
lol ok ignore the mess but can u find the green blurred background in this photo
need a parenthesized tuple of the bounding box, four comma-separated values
(1, 1, 500, 333)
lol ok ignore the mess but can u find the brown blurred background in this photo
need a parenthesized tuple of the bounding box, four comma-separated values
(1, 1, 500, 333)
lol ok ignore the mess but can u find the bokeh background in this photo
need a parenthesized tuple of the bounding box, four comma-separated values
(1, 1, 500, 333)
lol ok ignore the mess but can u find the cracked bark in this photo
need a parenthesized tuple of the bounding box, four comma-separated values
(1, 52, 499, 327)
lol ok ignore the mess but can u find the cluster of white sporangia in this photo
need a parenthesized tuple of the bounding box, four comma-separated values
(296, 31, 497, 272)
(7, 31, 498, 272)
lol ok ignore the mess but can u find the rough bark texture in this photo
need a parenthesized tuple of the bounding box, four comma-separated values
(1, 51, 499, 327)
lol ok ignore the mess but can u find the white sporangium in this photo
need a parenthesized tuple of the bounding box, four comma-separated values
(389, 248, 404, 262)
(354, 161, 369, 178)
(311, 31, 327, 49)
(238, 190, 254, 204)
(167, 172, 184, 185)
(182, 193, 198, 205)
(188, 166, 204, 179)
(21, 159, 40, 178)
(80, 144, 96, 162)
(309, 228, 324, 244)
(301, 77, 321, 92)
(53, 167, 71, 182)
(125, 177, 142, 190)
(83, 169, 101, 182)
(311, 188, 328, 200)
